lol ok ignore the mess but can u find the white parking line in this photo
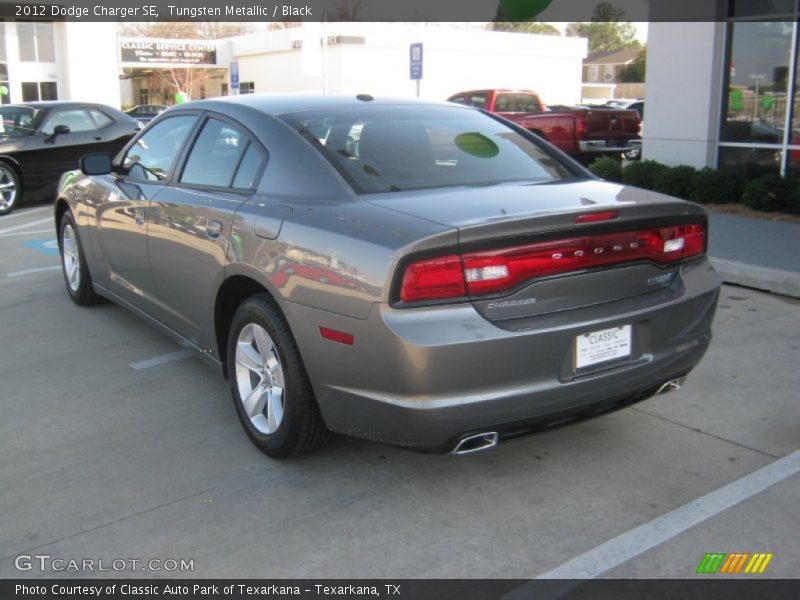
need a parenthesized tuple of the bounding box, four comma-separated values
(130, 349, 194, 370)
(0, 216, 54, 235)
(535, 449, 800, 579)
(0, 206, 51, 221)
(6, 265, 61, 278)
(0, 229, 54, 238)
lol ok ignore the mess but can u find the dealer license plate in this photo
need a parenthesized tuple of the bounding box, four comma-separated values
(575, 325, 632, 370)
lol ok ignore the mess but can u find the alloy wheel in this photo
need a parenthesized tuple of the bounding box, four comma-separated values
(62, 224, 81, 292)
(234, 323, 286, 435)
(0, 165, 17, 212)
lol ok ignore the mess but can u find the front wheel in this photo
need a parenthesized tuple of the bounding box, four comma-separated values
(59, 212, 102, 306)
(0, 163, 21, 216)
(227, 296, 328, 458)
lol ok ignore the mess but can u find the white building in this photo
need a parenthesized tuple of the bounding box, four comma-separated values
(0, 22, 587, 110)
(0, 21, 120, 107)
(227, 23, 587, 105)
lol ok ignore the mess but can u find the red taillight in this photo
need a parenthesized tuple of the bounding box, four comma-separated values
(399, 254, 466, 303)
(398, 225, 705, 304)
(576, 115, 587, 138)
(681, 224, 706, 258)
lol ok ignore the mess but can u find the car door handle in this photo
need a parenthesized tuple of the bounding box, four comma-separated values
(93, 136, 102, 140)
(133, 208, 145, 226)
(205, 220, 222, 238)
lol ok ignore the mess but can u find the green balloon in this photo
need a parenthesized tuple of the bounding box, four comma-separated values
(455, 132, 500, 158)
(174, 91, 189, 104)
(0, 85, 7, 96)
(761, 93, 775, 111)
(499, 0, 553, 20)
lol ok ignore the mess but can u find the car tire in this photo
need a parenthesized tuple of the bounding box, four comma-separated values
(0, 162, 21, 216)
(227, 295, 328, 458)
(59, 211, 103, 306)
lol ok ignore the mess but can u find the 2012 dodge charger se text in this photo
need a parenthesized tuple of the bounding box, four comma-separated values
(54, 94, 721, 458)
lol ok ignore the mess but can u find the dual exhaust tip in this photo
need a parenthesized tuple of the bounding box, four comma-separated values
(450, 377, 686, 456)
(451, 432, 499, 455)
(656, 377, 685, 396)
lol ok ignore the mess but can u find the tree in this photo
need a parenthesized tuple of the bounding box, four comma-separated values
(491, 22, 560, 35)
(618, 48, 646, 83)
(566, 2, 639, 55)
(325, 0, 363, 20)
(119, 22, 258, 40)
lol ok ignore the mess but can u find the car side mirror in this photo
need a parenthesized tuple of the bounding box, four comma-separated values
(45, 124, 71, 143)
(80, 153, 113, 176)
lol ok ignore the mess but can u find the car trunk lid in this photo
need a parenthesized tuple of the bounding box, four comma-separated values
(370, 180, 706, 320)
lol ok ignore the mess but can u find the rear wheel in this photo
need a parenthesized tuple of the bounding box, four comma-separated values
(0, 162, 20, 216)
(59, 212, 102, 306)
(624, 147, 642, 161)
(227, 296, 328, 458)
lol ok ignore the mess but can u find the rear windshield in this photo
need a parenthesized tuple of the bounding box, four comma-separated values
(281, 105, 573, 194)
(494, 93, 542, 113)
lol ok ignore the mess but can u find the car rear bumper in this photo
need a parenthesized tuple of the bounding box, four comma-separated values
(281, 259, 720, 452)
(580, 138, 641, 153)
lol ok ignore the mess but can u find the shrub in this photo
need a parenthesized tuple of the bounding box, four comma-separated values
(689, 168, 745, 204)
(621, 160, 668, 190)
(653, 165, 697, 199)
(588, 156, 622, 182)
(741, 175, 788, 212)
(783, 174, 800, 215)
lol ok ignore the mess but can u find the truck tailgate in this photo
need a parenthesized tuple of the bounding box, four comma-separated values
(583, 109, 641, 140)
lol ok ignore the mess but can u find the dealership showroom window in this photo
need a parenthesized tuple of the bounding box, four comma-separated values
(720, 2, 800, 176)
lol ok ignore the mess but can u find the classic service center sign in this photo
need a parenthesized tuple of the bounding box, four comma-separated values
(120, 40, 218, 66)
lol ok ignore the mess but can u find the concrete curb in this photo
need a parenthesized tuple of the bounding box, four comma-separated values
(710, 258, 800, 299)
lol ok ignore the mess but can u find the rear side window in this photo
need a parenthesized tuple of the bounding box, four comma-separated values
(123, 115, 198, 181)
(467, 93, 487, 109)
(89, 109, 113, 128)
(41, 109, 95, 134)
(232, 144, 266, 189)
(282, 105, 574, 194)
(180, 118, 249, 188)
(494, 93, 542, 113)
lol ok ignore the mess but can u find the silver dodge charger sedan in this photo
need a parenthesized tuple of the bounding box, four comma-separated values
(55, 94, 721, 458)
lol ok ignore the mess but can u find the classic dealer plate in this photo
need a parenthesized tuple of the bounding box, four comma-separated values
(575, 325, 632, 370)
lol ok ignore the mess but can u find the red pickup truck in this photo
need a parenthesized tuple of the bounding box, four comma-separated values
(447, 89, 641, 164)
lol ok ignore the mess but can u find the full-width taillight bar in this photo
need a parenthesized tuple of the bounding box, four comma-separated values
(398, 224, 705, 304)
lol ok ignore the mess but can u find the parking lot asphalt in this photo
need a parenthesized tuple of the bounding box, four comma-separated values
(1, 207, 799, 579)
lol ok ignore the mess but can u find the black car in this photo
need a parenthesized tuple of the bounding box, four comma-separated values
(125, 104, 168, 124)
(0, 102, 140, 215)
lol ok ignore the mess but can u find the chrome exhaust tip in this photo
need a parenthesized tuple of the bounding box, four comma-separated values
(656, 377, 685, 395)
(451, 432, 499, 455)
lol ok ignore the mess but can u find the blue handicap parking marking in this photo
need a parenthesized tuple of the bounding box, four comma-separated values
(24, 238, 60, 257)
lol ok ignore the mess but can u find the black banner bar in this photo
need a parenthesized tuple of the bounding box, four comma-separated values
(0, 0, 733, 23)
(2, 580, 800, 600)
